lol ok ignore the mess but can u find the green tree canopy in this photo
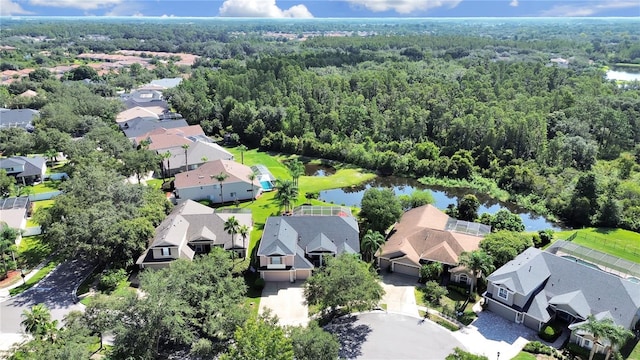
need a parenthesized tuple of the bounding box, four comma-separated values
(304, 253, 384, 315)
(360, 188, 402, 234)
(289, 321, 340, 360)
(479, 231, 533, 268)
(221, 311, 293, 360)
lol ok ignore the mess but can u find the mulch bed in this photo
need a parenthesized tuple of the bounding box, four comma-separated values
(0, 270, 22, 287)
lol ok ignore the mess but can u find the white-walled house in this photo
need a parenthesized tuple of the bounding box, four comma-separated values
(174, 159, 262, 203)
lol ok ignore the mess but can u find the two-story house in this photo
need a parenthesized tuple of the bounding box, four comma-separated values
(485, 247, 640, 353)
(0, 156, 47, 185)
(256, 206, 360, 282)
(136, 200, 252, 269)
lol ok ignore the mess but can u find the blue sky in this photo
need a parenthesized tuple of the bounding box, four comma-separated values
(1, 0, 639, 17)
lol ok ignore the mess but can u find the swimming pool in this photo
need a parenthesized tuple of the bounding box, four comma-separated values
(561, 256, 601, 270)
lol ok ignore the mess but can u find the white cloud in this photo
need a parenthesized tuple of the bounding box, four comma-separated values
(344, 0, 462, 14)
(1, 0, 33, 15)
(160, 14, 176, 18)
(104, 2, 145, 16)
(28, 0, 122, 10)
(509, 0, 519, 7)
(540, 1, 640, 17)
(219, 0, 313, 18)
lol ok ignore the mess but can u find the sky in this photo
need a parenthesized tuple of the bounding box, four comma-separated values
(1, 0, 639, 18)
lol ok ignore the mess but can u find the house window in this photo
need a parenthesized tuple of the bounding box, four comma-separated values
(271, 257, 282, 265)
(582, 338, 593, 349)
(161, 248, 171, 256)
(230, 192, 236, 198)
(459, 274, 468, 283)
(498, 287, 508, 300)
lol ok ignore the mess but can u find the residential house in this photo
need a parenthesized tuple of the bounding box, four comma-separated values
(0, 156, 47, 185)
(120, 117, 189, 139)
(148, 77, 183, 89)
(376, 204, 490, 283)
(0, 108, 38, 132)
(484, 247, 640, 353)
(173, 159, 261, 203)
(256, 206, 360, 282)
(162, 140, 234, 176)
(136, 199, 252, 269)
(133, 125, 205, 151)
(0, 197, 30, 242)
(116, 106, 162, 123)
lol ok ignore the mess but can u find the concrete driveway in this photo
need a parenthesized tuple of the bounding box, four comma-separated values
(379, 273, 420, 317)
(259, 282, 308, 327)
(453, 310, 542, 360)
(326, 312, 466, 359)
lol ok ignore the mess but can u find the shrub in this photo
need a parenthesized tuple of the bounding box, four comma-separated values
(254, 277, 265, 290)
(539, 324, 562, 342)
(524, 341, 555, 356)
(423, 281, 448, 306)
(97, 268, 127, 293)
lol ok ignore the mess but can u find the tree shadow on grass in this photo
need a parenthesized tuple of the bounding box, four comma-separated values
(324, 315, 372, 359)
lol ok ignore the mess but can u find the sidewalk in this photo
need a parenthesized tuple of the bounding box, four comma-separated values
(0, 261, 49, 302)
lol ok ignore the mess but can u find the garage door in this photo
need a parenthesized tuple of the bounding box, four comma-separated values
(262, 271, 291, 282)
(295, 269, 311, 280)
(379, 258, 391, 271)
(393, 262, 420, 277)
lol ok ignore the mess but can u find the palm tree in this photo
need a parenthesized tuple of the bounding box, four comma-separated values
(603, 323, 633, 360)
(248, 173, 257, 202)
(224, 216, 240, 259)
(286, 159, 304, 187)
(161, 151, 171, 183)
(576, 316, 633, 360)
(457, 250, 494, 295)
(44, 149, 57, 165)
(361, 229, 385, 263)
(275, 179, 298, 213)
(237, 144, 247, 164)
(181, 143, 190, 171)
(238, 224, 250, 259)
(21, 303, 52, 339)
(212, 172, 229, 204)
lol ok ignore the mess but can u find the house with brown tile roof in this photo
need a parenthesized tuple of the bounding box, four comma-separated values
(174, 159, 262, 204)
(133, 125, 205, 151)
(377, 204, 490, 281)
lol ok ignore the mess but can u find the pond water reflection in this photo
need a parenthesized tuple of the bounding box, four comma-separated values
(319, 176, 563, 232)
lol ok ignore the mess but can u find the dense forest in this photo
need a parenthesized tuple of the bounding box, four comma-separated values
(1, 18, 639, 233)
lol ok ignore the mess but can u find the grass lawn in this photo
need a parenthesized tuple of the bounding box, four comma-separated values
(22, 180, 61, 194)
(32, 199, 55, 212)
(9, 259, 59, 296)
(17, 235, 52, 268)
(629, 342, 640, 360)
(414, 285, 478, 325)
(511, 352, 537, 360)
(555, 228, 640, 264)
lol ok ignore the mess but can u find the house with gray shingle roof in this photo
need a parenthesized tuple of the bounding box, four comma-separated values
(484, 247, 640, 354)
(256, 206, 359, 282)
(136, 199, 252, 269)
(0, 108, 38, 131)
(0, 156, 47, 185)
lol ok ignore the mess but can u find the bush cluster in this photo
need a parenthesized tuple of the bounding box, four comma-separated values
(538, 324, 562, 342)
(524, 341, 556, 356)
(97, 268, 127, 293)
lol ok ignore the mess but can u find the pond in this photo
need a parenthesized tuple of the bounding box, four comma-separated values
(606, 69, 640, 82)
(304, 163, 336, 177)
(319, 176, 563, 232)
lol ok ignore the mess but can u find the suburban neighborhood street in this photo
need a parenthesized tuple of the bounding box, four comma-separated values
(0, 259, 93, 352)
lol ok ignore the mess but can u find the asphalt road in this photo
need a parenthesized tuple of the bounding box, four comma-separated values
(325, 312, 466, 360)
(0, 259, 94, 334)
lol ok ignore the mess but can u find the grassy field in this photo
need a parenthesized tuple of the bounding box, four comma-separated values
(555, 228, 640, 264)
(629, 342, 640, 360)
(22, 180, 61, 194)
(32, 199, 55, 212)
